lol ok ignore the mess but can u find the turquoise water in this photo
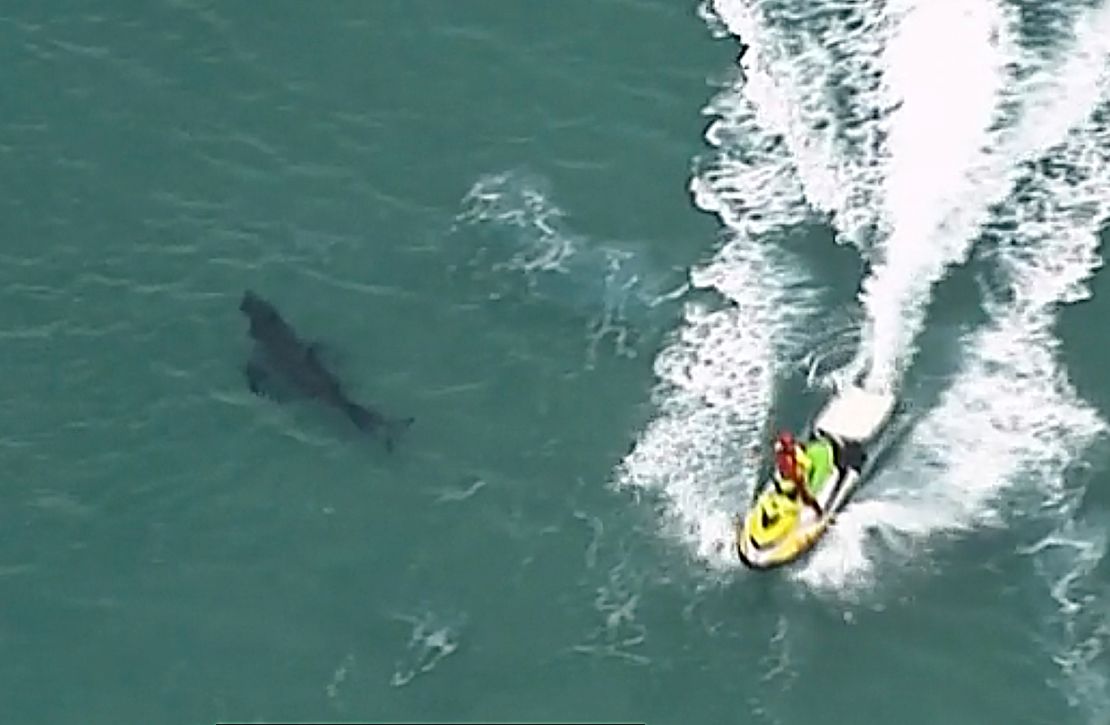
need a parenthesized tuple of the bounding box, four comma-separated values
(2, 1, 1109, 724)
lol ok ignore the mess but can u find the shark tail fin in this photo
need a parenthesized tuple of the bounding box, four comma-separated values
(343, 402, 414, 452)
(384, 416, 415, 453)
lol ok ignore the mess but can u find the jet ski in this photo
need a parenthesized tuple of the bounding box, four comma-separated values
(735, 385, 897, 570)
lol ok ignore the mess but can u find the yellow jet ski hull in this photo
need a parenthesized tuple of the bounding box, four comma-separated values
(735, 488, 836, 569)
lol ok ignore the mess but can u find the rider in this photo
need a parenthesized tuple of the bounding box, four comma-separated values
(773, 431, 823, 514)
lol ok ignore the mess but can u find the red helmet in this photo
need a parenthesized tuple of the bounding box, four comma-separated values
(774, 431, 795, 452)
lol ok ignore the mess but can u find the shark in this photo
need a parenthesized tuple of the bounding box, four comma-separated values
(239, 290, 413, 450)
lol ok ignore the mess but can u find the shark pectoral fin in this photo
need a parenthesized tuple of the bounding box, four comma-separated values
(244, 357, 301, 403)
(245, 360, 270, 397)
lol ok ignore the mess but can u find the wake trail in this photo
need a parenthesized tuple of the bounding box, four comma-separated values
(709, 0, 899, 248)
(653, 0, 1110, 718)
(803, 89, 1110, 718)
(616, 78, 818, 568)
(800, 1, 1110, 604)
(623, 2, 1110, 631)
(861, 0, 1110, 392)
(616, 0, 908, 569)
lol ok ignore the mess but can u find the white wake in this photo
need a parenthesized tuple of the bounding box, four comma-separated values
(616, 77, 819, 568)
(621, 0, 1110, 713)
(861, 0, 1110, 392)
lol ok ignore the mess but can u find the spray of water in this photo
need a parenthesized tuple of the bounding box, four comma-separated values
(861, 0, 1110, 392)
(619, 0, 1110, 718)
(710, 0, 899, 247)
(616, 76, 818, 567)
(630, 4, 1110, 658)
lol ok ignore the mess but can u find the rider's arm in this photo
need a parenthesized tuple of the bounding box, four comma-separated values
(800, 482, 822, 514)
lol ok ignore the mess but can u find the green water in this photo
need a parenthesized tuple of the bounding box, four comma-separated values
(1, 2, 1107, 724)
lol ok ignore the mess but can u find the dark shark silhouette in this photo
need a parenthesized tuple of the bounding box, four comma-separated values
(239, 290, 413, 450)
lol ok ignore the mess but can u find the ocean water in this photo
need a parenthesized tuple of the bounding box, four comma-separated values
(1, 1, 1109, 724)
